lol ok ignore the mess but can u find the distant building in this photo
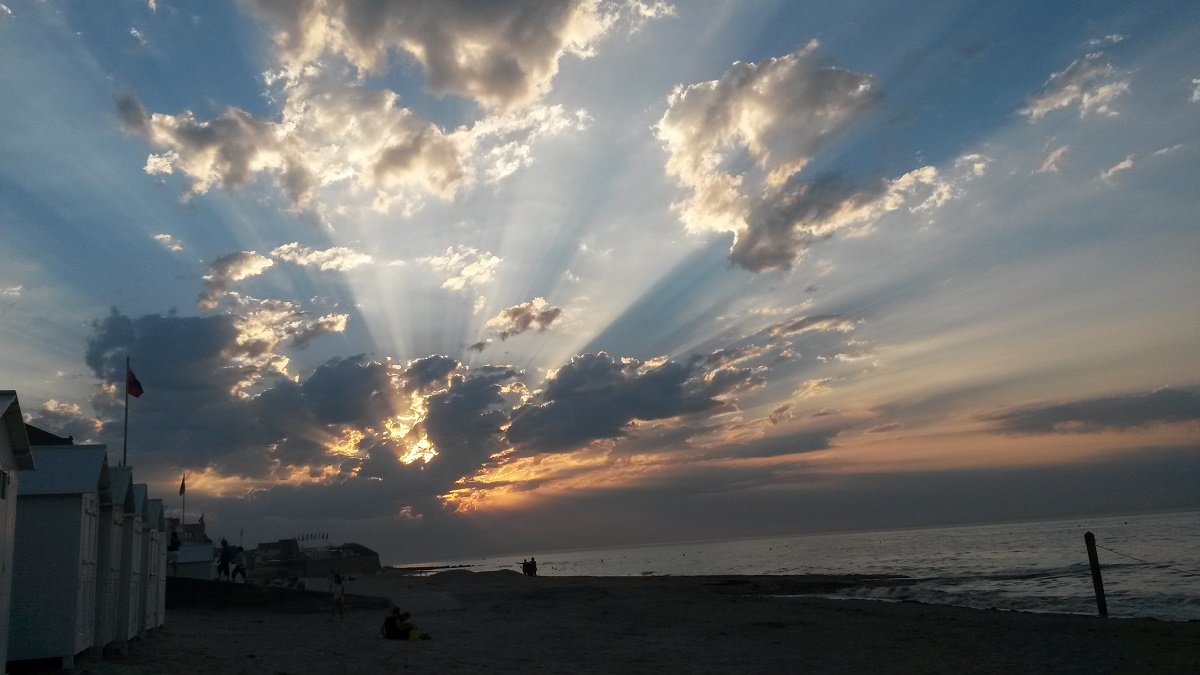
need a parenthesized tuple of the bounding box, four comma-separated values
(246, 538, 381, 580)
(165, 517, 215, 580)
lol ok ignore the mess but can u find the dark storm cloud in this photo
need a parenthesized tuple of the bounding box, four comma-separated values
(115, 90, 150, 136)
(732, 172, 890, 272)
(505, 351, 763, 454)
(86, 307, 242, 392)
(984, 388, 1200, 434)
(422, 365, 522, 481)
(706, 427, 842, 460)
(300, 356, 393, 426)
(399, 354, 460, 393)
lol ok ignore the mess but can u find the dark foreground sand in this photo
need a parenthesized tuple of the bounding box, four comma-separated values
(68, 571, 1199, 674)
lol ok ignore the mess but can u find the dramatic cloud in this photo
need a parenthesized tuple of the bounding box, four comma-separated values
(657, 42, 960, 271)
(153, 233, 183, 251)
(657, 41, 878, 234)
(1022, 51, 1130, 120)
(1037, 145, 1069, 173)
(225, 295, 349, 388)
(420, 246, 502, 291)
(271, 243, 373, 271)
(485, 297, 563, 340)
(506, 351, 764, 454)
(243, 0, 664, 110)
(198, 251, 274, 311)
(984, 388, 1200, 434)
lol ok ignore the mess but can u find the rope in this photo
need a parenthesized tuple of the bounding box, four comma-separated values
(1095, 544, 1199, 577)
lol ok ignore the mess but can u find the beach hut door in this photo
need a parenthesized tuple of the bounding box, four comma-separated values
(78, 494, 98, 648)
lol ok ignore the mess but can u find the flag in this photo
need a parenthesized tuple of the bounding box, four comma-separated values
(126, 367, 144, 398)
(179, 474, 186, 495)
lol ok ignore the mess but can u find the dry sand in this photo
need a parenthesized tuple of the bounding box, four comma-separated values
(63, 571, 1199, 674)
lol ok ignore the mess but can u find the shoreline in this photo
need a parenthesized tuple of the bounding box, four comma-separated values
(54, 572, 1199, 674)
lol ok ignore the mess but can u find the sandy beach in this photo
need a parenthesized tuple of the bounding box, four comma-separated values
(58, 571, 1200, 674)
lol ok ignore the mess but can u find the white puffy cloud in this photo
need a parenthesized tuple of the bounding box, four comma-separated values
(1022, 51, 1130, 120)
(243, 0, 665, 110)
(198, 251, 275, 311)
(119, 76, 587, 214)
(1191, 79, 1200, 103)
(153, 233, 183, 251)
(485, 297, 564, 340)
(420, 246, 502, 291)
(657, 41, 878, 234)
(1, 285, 21, 297)
(271, 242, 373, 271)
(1037, 145, 1069, 173)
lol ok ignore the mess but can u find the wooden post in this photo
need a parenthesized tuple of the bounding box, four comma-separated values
(1084, 531, 1107, 617)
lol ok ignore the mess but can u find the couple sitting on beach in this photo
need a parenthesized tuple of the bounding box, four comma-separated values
(381, 608, 431, 641)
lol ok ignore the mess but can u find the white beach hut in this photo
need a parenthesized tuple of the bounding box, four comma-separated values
(94, 465, 132, 652)
(140, 497, 166, 631)
(7, 445, 108, 669)
(0, 392, 37, 667)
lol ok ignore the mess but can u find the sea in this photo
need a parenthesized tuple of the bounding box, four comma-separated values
(413, 511, 1200, 621)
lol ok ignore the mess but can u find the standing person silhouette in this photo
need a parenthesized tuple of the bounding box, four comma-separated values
(332, 573, 346, 620)
(529, 557, 538, 576)
(217, 538, 233, 580)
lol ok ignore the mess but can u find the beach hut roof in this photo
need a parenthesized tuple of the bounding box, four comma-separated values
(0, 391, 35, 470)
(20, 445, 109, 496)
(108, 465, 135, 510)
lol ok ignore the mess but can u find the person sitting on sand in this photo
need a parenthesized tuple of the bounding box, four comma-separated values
(381, 608, 431, 641)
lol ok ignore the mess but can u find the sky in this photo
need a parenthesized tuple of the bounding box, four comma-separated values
(1, 0, 1197, 565)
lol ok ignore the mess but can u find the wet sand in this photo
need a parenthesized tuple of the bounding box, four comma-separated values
(70, 571, 1200, 674)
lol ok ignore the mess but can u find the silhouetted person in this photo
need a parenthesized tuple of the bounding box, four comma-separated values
(332, 573, 346, 620)
(381, 608, 431, 640)
(529, 557, 538, 576)
(168, 531, 180, 552)
(521, 558, 530, 575)
(382, 608, 411, 639)
(232, 546, 247, 582)
(217, 537, 233, 580)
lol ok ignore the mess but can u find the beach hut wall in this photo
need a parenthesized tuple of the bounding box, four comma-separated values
(168, 542, 216, 580)
(8, 445, 108, 669)
(141, 498, 166, 631)
(0, 392, 36, 667)
(94, 465, 132, 651)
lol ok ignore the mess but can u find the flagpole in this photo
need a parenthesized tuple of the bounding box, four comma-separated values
(122, 356, 130, 466)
